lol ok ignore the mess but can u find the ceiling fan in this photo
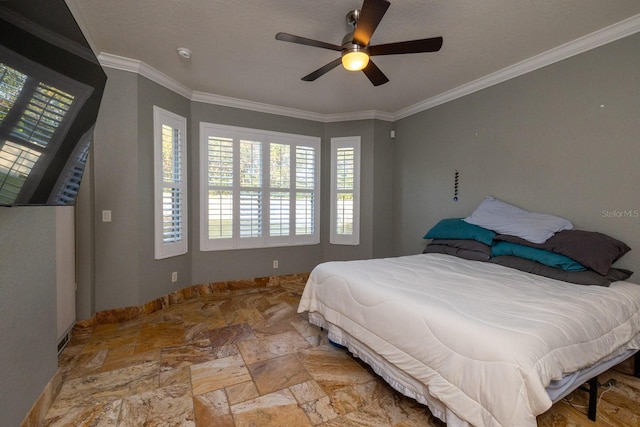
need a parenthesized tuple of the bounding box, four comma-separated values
(275, 0, 443, 86)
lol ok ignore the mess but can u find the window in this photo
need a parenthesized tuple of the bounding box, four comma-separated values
(153, 106, 187, 259)
(200, 123, 320, 251)
(330, 136, 360, 245)
(0, 60, 89, 204)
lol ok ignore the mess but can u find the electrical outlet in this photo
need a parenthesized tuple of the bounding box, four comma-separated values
(171, 271, 178, 283)
(273, 260, 279, 269)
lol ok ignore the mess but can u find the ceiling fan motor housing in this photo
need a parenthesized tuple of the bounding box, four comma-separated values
(342, 32, 368, 51)
(346, 9, 361, 29)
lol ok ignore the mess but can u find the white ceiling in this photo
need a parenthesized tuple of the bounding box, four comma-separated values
(66, 0, 640, 119)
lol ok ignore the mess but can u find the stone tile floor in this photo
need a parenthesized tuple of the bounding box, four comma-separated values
(44, 279, 640, 426)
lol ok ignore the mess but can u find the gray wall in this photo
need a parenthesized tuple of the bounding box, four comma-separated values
(0, 207, 57, 427)
(189, 102, 326, 284)
(78, 70, 393, 314)
(372, 119, 395, 259)
(90, 69, 140, 311)
(75, 154, 94, 320)
(136, 76, 192, 304)
(323, 120, 375, 261)
(393, 32, 640, 274)
(322, 120, 395, 261)
(81, 69, 193, 312)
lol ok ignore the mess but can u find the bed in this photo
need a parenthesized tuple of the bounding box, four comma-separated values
(297, 253, 640, 427)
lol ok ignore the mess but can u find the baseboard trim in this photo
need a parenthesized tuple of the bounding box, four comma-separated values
(77, 272, 310, 327)
(19, 369, 63, 427)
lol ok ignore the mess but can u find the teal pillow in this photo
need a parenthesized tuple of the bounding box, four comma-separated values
(424, 218, 496, 246)
(490, 241, 586, 271)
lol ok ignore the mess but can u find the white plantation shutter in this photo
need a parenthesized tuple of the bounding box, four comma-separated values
(331, 136, 360, 245)
(295, 146, 316, 236)
(206, 135, 234, 242)
(208, 190, 233, 239)
(12, 82, 73, 148)
(268, 142, 290, 241)
(240, 191, 261, 238)
(200, 123, 320, 251)
(239, 139, 262, 239)
(0, 141, 41, 204)
(154, 107, 187, 259)
(269, 191, 290, 237)
(0, 62, 89, 205)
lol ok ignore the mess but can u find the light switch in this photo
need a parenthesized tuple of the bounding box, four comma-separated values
(102, 210, 112, 222)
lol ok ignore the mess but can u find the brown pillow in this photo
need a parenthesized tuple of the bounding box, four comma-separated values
(494, 230, 630, 275)
(423, 239, 491, 261)
(489, 256, 633, 287)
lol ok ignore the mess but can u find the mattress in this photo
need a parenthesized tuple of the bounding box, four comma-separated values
(298, 253, 640, 427)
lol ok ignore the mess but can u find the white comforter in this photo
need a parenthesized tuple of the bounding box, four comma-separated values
(298, 254, 640, 427)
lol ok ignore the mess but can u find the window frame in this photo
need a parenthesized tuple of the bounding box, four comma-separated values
(0, 48, 92, 205)
(199, 122, 321, 251)
(330, 136, 361, 246)
(153, 106, 188, 259)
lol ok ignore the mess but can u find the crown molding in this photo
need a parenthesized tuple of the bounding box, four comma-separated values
(394, 13, 640, 120)
(98, 54, 393, 123)
(98, 53, 193, 99)
(190, 91, 393, 122)
(191, 91, 326, 122)
(323, 110, 394, 123)
(98, 13, 640, 123)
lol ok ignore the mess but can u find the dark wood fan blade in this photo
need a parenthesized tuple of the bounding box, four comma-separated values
(301, 58, 343, 81)
(276, 32, 342, 51)
(362, 60, 389, 86)
(369, 37, 443, 56)
(353, 0, 390, 47)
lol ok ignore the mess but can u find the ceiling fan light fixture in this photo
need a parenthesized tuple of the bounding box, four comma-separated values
(342, 48, 369, 71)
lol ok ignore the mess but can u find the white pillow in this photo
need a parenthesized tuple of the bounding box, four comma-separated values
(463, 196, 573, 244)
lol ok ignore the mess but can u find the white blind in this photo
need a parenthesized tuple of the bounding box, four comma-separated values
(0, 62, 78, 204)
(270, 143, 290, 188)
(200, 123, 320, 251)
(295, 192, 314, 235)
(239, 140, 262, 238)
(207, 136, 233, 186)
(162, 188, 183, 243)
(208, 190, 233, 239)
(240, 191, 262, 238)
(295, 145, 316, 235)
(207, 136, 234, 240)
(269, 191, 290, 237)
(0, 63, 27, 121)
(12, 83, 74, 148)
(0, 141, 41, 205)
(331, 137, 360, 245)
(336, 147, 355, 235)
(154, 106, 188, 259)
(161, 125, 184, 243)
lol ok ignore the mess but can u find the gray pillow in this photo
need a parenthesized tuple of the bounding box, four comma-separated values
(423, 239, 491, 261)
(464, 196, 573, 244)
(489, 256, 633, 287)
(494, 230, 631, 275)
